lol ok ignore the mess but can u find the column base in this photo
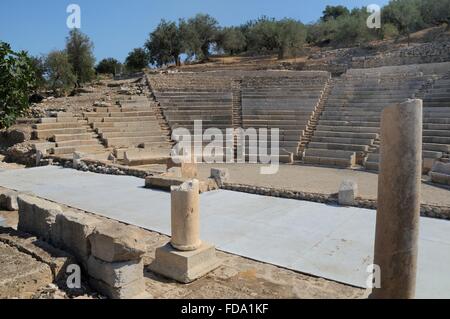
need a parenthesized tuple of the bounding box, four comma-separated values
(149, 242, 221, 283)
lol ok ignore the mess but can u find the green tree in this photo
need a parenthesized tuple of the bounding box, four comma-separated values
(275, 19, 307, 59)
(125, 48, 149, 72)
(321, 5, 350, 22)
(65, 29, 96, 86)
(306, 19, 339, 46)
(332, 9, 376, 47)
(145, 19, 183, 67)
(0, 42, 36, 128)
(45, 50, 77, 94)
(180, 14, 219, 61)
(419, 0, 450, 28)
(217, 27, 247, 55)
(29, 55, 47, 89)
(244, 17, 306, 59)
(96, 58, 122, 76)
(383, 0, 423, 44)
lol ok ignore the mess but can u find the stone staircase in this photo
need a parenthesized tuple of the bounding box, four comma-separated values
(84, 96, 173, 153)
(303, 70, 429, 168)
(32, 112, 106, 156)
(298, 77, 334, 156)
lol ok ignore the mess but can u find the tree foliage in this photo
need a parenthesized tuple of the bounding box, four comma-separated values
(145, 20, 184, 67)
(321, 5, 350, 22)
(125, 48, 149, 71)
(96, 58, 122, 76)
(180, 14, 219, 60)
(383, 0, 423, 42)
(0, 42, 36, 129)
(217, 27, 247, 56)
(45, 50, 77, 94)
(65, 29, 96, 86)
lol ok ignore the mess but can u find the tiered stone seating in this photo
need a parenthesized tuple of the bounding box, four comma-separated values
(84, 96, 172, 152)
(241, 73, 330, 161)
(32, 112, 105, 155)
(305, 69, 430, 168)
(364, 72, 450, 171)
(149, 74, 234, 158)
(422, 74, 450, 163)
(430, 162, 450, 186)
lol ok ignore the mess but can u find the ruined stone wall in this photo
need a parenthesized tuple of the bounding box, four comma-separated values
(351, 42, 450, 69)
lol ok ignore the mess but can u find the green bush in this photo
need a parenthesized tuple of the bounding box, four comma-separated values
(0, 42, 36, 129)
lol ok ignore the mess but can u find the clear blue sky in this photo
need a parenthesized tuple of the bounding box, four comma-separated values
(0, 0, 389, 62)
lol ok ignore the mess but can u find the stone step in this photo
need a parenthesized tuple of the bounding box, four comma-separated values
(311, 136, 374, 145)
(242, 114, 312, 120)
(316, 125, 380, 133)
(303, 149, 356, 167)
(314, 131, 379, 139)
(104, 137, 171, 148)
(102, 116, 157, 123)
(101, 132, 168, 140)
(33, 123, 82, 130)
(423, 137, 450, 144)
(308, 142, 369, 152)
(320, 115, 381, 122)
(56, 139, 100, 148)
(96, 126, 163, 134)
(51, 144, 105, 155)
(423, 143, 450, 152)
(319, 120, 380, 128)
(33, 128, 87, 140)
(52, 133, 93, 142)
(423, 130, 450, 137)
(423, 123, 450, 130)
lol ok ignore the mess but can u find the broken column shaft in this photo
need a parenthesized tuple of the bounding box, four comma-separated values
(371, 99, 423, 299)
(170, 179, 202, 251)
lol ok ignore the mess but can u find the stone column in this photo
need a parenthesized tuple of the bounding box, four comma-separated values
(371, 99, 423, 299)
(170, 179, 202, 251)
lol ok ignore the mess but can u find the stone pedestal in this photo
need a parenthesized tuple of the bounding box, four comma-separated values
(371, 99, 423, 299)
(338, 180, 358, 206)
(149, 242, 220, 283)
(150, 180, 221, 283)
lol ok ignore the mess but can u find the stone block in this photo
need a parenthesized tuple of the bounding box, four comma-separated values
(0, 227, 76, 282)
(145, 175, 217, 193)
(181, 162, 198, 179)
(0, 189, 18, 211)
(89, 277, 146, 299)
(17, 195, 62, 241)
(149, 242, 221, 283)
(210, 168, 230, 187)
(87, 256, 143, 288)
(89, 221, 146, 263)
(338, 180, 358, 206)
(54, 210, 102, 263)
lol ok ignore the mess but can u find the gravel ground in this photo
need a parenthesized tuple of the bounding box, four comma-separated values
(197, 163, 450, 207)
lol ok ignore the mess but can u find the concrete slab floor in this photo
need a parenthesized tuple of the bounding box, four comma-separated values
(0, 166, 449, 298)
